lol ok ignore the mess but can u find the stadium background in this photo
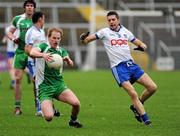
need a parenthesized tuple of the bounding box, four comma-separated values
(0, 0, 180, 71)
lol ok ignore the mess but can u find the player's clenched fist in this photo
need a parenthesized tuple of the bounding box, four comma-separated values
(80, 31, 90, 43)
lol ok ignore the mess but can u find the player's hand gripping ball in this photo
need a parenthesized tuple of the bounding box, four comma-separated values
(46, 54, 63, 70)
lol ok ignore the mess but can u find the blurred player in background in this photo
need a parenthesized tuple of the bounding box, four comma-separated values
(29, 28, 82, 128)
(80, 11, 157, 126)
(2, 26, 31, 90)
(7, 0, 36, 115)
(25, 11, 60, 117)
(25, 11, 45, 116)
(2, 26, 18, 89)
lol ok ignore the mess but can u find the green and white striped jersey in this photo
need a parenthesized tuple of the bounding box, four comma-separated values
(11, 13, 33, 53)
(35, 42, 68, 88)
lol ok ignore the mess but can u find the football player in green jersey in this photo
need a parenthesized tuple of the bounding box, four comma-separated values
(29, 28, 83, 128)
(7, 0, 36, 115)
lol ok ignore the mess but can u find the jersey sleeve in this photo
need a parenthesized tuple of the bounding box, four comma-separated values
(25, 29, 34, 45)
(11, 16, 20, 28)
(95, 28, 106, 39)
(60, 47, 68, 58)
(37, 43, 48, 52)
(124, 27, 136, 42)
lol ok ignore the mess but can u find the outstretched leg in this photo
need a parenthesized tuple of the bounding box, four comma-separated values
(122, 81, 151, 126)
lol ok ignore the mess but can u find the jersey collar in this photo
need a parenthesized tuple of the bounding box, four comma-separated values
(110, 24, 122, 32)
(33, 25, 41, 32)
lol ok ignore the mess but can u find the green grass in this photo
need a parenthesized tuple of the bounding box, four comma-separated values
(0, 70, 180, 136)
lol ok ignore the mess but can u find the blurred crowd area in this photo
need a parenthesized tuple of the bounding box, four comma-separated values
(0, 0, 179, 70)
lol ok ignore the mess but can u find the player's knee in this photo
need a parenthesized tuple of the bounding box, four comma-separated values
(45, 118, 53, 122)
(44, 113, 53, 122)
(129, 91, 139, 100)
(15, 74, 23, 81)
(149, 83, 158, 94)
(72, 100, 81, 108)
(15, 78, 21, 84)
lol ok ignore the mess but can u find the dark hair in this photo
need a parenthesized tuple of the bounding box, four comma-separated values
(32, 11, 44, 23)
(23, 0, 36, 8)
(107, 11, 119, 19)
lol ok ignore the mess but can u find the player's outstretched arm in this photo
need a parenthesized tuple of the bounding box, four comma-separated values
(132, 39, 147, 52)
(80, 32, 97, 44)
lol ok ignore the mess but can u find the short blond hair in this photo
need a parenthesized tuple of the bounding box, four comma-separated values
(47, 28, 63, 38)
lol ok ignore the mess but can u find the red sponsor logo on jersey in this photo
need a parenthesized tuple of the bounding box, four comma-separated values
(111, 39, 128, 46)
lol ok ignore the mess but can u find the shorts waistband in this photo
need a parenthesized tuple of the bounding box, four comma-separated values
(120, 60, 134, 67)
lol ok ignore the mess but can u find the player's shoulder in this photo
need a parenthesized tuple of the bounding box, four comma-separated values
(120, 25, 130, 32)
(38, 42, 48, 49)
(58, 46, 68, 55)
(40, 42, 48, 46)
(26, 26, 36, 33)
(26, 28, 35, 40)
(37, 42, 48, 51)
(58, 46, 67, 52)
(13, 14, 25, 20)
(12, 14, 25, 25)
(97, 27, 110, 34)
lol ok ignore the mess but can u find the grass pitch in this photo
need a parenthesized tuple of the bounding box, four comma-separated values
(0, 70, 180, 136)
